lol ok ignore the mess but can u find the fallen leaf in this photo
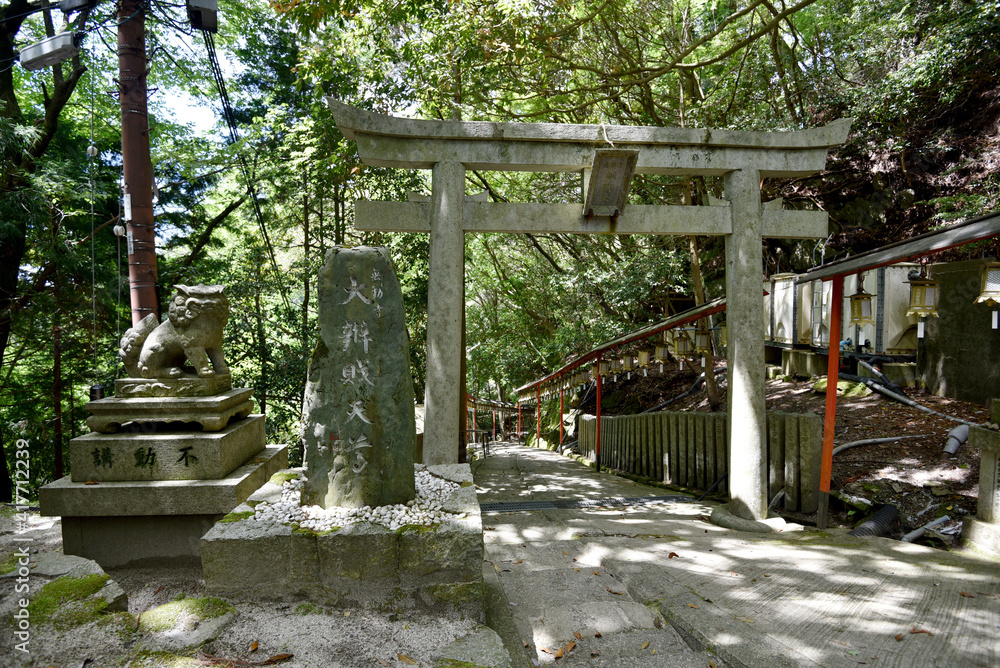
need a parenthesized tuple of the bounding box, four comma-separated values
(688, 603, 699, 609)
(709, 661, 716, 668)
(84, 480, 99, 485)
(562, 551, 570, 555)
(259, 655, 294, 666)
(594, 631, 602, 638)
(554, 647, 565, 659)
(909, 627, 933, 636)
(573, 568, 581, 572)
(728, 571, 741, 577)
(566, 641, 576, 652)
(397, 654, 417, 665)
(540, 647, 554, 655)
(895, 634, 904, 641)
(668, 552, 679, 559)
(573, 632, 582, 640)
(959, 592, 975, 598)
(494, 564, 500, 572)
(153, 586, 165, 595)
(593, 572, 601, 576)
(513, 559, 523, 564)
(250, 641, 259, 652)
(641, 641, 650, 650)
(344, 611, 350, 617)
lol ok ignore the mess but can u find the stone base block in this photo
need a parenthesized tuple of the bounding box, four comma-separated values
(86, 387, 253, 433)
(70, 414, 265, 482)
(781, 349, 828, 378)
(115, 373, 233, 398)
(61, 514, 224, 569)
(40, 445, 287, 569)
(960, 518, 1000, 558)
(201, 464, 484, 620)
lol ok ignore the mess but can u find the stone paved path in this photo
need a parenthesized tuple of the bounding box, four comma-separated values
(474, 442, 1000, 668)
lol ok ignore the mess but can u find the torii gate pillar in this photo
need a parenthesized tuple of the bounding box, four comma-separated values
(723, 167, 768, 519)
(330, 102, 851, 520)
(425, 162, 466, 464)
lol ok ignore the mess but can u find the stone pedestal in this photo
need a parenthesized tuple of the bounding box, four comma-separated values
(202, 464, 483, 619)
(41, 444, 287, 568)
(961, 399, 1000, 557)
(85, 387, 253, 433)
(71, 414, 264, 482)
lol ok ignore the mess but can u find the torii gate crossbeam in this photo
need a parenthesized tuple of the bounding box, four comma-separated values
(330, 101, 851, 521)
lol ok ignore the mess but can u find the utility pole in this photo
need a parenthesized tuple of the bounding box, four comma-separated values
(118, 0, 158, 325)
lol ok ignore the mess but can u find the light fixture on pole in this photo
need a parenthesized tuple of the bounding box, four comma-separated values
(674, 330, 693, 370)
(848, 275, 875, 328)
(906, 265, 938, 338)
(186, 0, 218, 32)
(583, 149, 639, 221)
(654, 343, 669, 373)
(975, 262, 1000, 330)
(693, 322, 712, 368)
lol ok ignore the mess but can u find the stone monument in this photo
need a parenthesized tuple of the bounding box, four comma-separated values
(201, 250, 484, 618)
(961, 399, 1000, 557)
(39, 284, 287, 568)
(301, 246, 416, 508)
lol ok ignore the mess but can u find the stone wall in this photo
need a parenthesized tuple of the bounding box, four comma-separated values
(922, 259, 1000, 406)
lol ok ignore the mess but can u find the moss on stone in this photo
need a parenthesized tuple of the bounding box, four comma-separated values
(0, 551, 19, 575)
(25, 573, 110, 629)
(138, 596, 235, 633)
(426, 581, 482, 605)
(128, 650, 202, 667)
(269, 470, 301, 486)
(434, 660, 485, 668)
(294, 601, 329, 615)
(292, 524, 338, 536)
(98, 610, 145, 642)
(219, 510, 254, 523)
(397, 523, 440, 534)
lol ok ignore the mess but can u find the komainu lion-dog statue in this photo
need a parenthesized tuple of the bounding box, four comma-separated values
(119, 284, 231, 379)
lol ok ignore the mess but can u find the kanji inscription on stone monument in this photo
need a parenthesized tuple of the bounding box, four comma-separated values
(301, 246, 416, 508)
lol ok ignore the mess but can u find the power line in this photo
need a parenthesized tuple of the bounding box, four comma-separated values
(201, 29, 287, 305)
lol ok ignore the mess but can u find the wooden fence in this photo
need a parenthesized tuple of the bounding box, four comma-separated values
(576, 411, 823, 511)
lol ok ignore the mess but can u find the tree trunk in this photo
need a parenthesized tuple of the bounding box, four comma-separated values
(119, 0, 159, 325)
(254, 275, 267, 415)
(684, 184, 721, 411)
(53, 321, 64, 479)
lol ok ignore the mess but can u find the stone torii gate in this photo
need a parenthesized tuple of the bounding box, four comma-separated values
(329, 101, 851, 521)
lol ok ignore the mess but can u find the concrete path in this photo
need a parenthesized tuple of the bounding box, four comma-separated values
(474, 442, 1000, 668)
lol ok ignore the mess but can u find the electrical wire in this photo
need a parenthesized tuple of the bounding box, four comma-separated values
(89, 49, 97, 385)
(201, 28, 288, 307)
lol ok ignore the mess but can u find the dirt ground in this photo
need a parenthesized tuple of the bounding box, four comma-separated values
(579, 361, 991, 546)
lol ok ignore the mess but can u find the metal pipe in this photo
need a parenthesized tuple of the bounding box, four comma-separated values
(901, 515, 950, 543)
(832, 434, 928, 456)
(943, 424, 969, 455)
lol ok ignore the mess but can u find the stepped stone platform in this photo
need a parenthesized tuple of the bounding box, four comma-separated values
(202, 464, 484, 619)
(85, 386, 253, 433)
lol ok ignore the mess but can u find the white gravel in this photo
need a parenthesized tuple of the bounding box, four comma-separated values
(252, 465, 463, 532)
